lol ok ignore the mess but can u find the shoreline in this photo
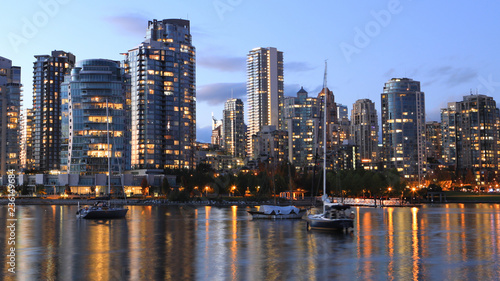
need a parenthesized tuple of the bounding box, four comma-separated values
(2, 198, 500, 206)
(0, 198, 316, 207)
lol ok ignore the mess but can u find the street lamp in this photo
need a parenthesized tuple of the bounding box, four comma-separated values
(231, 185, 236, 197)
(205, 186, 209, 197)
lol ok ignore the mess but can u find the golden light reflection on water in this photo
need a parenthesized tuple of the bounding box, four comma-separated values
(387, 207, 394, 281)
(87, 221, 111, 281)
(411, 207, 419, 281)
(460, 206, 467, 263)
(360, 211, 374, 280)
(231, 205, 238, 280)
(203, 206, 212, 280)
(4, 203, 500, 280)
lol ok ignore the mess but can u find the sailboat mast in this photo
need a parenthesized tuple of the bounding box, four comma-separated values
(106, 98, 111, 195)
(323, 61, 327, 199)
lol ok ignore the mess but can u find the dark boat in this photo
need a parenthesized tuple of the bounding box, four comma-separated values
(76, 201, 128, 219)
(305, 203, 354, 231)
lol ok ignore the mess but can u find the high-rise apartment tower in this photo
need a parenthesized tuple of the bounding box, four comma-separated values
(381, 78, 426, 180)
(246, 47, 284, 158)
(124, 19, 196, 170)
(33, 50, 75, 171)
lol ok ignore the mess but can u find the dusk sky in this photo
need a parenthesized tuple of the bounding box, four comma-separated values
(2, 0, 500, 142)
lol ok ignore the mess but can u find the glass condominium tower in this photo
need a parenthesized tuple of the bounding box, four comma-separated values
(381, 78, 426, 180)
(223, 98, 245, 158)
(0, 56, 21, 176)
(61, 59, 126, 175)
(247, 47, 284, 158)
(455, 94, 499, 183)
(283, 87, 320, 168)
(33, 50, 75, 171)
(351, 99, 379, 169)
(124, 19, 196, 170)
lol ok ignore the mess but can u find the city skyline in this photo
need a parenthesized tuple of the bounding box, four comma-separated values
(1, 1, 500, 143)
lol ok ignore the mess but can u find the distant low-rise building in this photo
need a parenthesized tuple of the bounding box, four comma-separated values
(252, 125, 288, 164)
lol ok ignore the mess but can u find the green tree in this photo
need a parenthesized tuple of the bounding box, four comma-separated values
(140, 177, 149, 196)
(464, 169, 475, 185)
(64, 184, 72, 195)
(161, 177, 171, 195)
(20, 184, 30, 195)
(36, 184, 46, 195)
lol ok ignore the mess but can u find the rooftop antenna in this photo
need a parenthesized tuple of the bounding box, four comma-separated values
(231, 88, 234, 99)
(322, 60, 327, 212)
(211, 112, 216, 130)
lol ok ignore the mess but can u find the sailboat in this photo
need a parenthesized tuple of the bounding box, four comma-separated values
(305, 62, 355, 231)
(77, 98, 128, 219)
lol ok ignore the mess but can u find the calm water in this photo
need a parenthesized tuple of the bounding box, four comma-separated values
(1, 204, 500, 280)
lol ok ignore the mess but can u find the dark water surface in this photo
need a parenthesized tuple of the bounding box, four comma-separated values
(1, 204, 500, 280)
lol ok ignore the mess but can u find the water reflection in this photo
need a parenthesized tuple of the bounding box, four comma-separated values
(1, 204, 500, 280)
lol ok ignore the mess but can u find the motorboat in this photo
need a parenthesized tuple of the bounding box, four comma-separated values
(248, 205, 306, 219)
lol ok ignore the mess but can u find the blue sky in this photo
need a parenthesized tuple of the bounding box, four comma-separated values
(1, 0, 500, 143)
